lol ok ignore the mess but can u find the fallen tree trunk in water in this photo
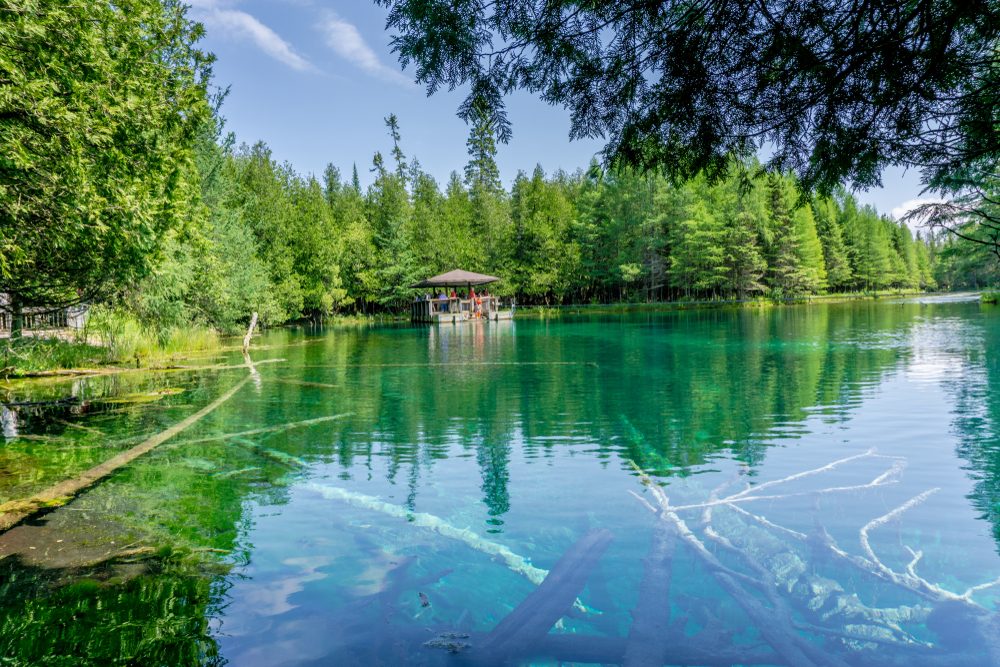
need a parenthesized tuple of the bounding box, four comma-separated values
(473, 528, 613, 663)
(627, 452, 1000, 666)
(305, 482, 550, 586)
(10, 357, 285, 380)
(623, 522, 676, 667)
(630, 461, 851, 667)
(0, 376, 251, 533)
(166, 412, 352, 446)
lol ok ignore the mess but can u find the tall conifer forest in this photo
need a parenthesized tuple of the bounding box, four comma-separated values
(134, 109, 952, 334)
(1, 0, 996, 342)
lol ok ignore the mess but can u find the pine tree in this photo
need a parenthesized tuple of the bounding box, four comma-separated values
(384, 114, 407, 179)
(891, 222, 920, 288)
(669, 199, 726, 297)
(407, 170, 446, 272)
(841, 201, 894, 291)
(441, 172, 475, 268)
(812, 196, 853, 290)
(367, 167, 416, 307)
(464, 100, 502, 193)
(792, 204, 828, 293)
(323, 163, 342, 209)
(463, 99, 509, 272)
(508, 166, 573, 302)
(723, 210, 767, 299)
(766, 176, 810, 296)
(914, 233, 937, 289)
(351, 163, 362, 193)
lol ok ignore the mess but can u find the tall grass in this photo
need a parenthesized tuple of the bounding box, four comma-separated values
(86, 306, 219, 364)
(982, 291, 1000, 305)
(0, 307, 224, 377)
(0, 337, 108, 377)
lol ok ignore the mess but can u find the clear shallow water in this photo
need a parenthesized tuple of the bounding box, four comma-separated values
(1, 296, 1000, 665)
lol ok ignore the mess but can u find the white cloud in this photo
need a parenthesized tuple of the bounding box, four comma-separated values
(891, 197, 945, 230)
(321, 12, 413, 87)
(194, 5, 314, 72)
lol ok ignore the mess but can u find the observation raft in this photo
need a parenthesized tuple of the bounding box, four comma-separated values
(409, 269, 515, 324)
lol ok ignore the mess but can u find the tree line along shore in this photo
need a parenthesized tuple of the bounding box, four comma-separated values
(3, 107, 993, 377)
(2, 2, 996, 377)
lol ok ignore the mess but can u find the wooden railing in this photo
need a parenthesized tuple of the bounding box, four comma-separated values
(0, 307, 87, 332)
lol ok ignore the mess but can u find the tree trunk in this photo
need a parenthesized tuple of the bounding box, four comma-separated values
(242, 312, 259, 354)
(10, 294, 23, 339)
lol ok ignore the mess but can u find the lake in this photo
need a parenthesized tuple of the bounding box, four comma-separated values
(1, 295, 999, 666)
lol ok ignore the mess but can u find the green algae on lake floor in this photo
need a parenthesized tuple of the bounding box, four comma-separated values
(1, 295, 1000, 665)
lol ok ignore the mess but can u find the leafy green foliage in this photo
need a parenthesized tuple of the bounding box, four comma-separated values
(1, 1, 952, 337)
(0, 0, 212, 316)
(377, 0, 1000, 193)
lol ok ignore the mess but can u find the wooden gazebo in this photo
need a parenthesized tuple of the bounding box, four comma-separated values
(409, 270, 514, 323)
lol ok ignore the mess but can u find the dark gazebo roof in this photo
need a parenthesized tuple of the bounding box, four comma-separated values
(409, 269, 501, 288)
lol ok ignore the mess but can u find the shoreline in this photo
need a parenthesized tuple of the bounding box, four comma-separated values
(514, 289, 978, 316)
(2, 290, 987, 380)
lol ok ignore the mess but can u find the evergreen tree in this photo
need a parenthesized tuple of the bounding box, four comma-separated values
(669, 198, 726, 298)
(766, 177, 811, 296)
(440, 172, 475, 269)
(792, 203, 828, 293)
(463, 100, 509, 273)
(914, 233, 937, 289)
(812, 196, 853, 290)
(407, 170, 446, 273)
(723, 209, 767, 299)
(288, 176, 348, 316)
(841, 199, 894, 291)
(0, 0, 211, 332)
(384, 114, 407, 179)
(323, 164, 342, 208)
(231, 142, 304, 321)
(891, 222, 920, 289)
(351, 163, 362, 192)
(509, 166, 573, 302)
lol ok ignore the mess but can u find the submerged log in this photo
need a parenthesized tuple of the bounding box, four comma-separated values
(167, 412, 352, 446)
(307, 483, 550, 586)
(627, 452, 1000, 666)
(530, 634, 779, 666)
(473, 528, 613, 663)
(0, 376, 251, 533)
(628, 462, 850, 667)
(623, 522, 675, 666)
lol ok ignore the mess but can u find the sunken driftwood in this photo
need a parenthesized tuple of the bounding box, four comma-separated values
(623, 521, 676, 667)
(471, 528, 613, 663)
(6, 358, 286, 382)
(166, 412, 352, 447)
(629, 449, 1000, 666)
(0, 376, 251, 533)
(307, 483, 551, 586)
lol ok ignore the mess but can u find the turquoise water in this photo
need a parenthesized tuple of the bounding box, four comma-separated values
(1, 295, 1000, 665)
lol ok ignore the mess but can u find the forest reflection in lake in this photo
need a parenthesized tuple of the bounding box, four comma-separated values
(1, 295, 999, 665)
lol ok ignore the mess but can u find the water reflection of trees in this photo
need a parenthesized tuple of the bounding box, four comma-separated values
(0, 369, 306, 665)
(0, 301, 966, 663)
(269, 303, 929, 527)
(0, 427, 284, 665)
(948, 306, 1000, 547)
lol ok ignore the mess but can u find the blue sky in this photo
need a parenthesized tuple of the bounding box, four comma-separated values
(188, 0, 933, 219)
